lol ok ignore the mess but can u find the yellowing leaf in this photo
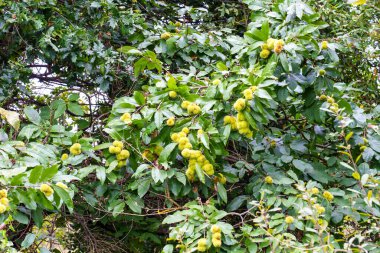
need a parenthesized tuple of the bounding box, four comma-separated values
(345, 131, 353, 142)
(338, 151, 351, 157)
(352, 171, 361, 180)
(0, 108, 20, 131)
(367, 190, 372, 200)
(348, 0, 367, 6)
(355, 154, 362, 163)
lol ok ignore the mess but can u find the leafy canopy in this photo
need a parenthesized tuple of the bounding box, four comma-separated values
(0, 0, 379, 252)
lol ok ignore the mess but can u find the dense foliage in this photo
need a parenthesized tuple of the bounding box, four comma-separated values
(0, 0, 379, 252)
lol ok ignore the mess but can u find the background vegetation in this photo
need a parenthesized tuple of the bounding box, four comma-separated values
(0, 0, 379, 252)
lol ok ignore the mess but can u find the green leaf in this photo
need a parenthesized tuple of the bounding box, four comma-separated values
(134, 57, 147, 77)
(96, 166, 106, 184)
(154, 110, 163, 129)
(290, 140, 308, 153)
(162, 245, 174, 253)
(279, 53, 290, 73)
(175, 172, 186, 185)
(222, 125, 231, 144)
(21, 233, 36, 248)
(245, 239, 258, 253)
(40, 165, 59, 182)
(138, 179, 150, 197)
(112, 202, 125, 217)
(292, 159, 313, 172)
(199, 132, 210, 149)
(68, 93, 79, 102)
(117, 46, 141, 55)
(29, 165, 58, 185)
(339, 99, 353, 114)
(216, 62, 228, 71)
(369, 138, 380, 153)
(52, 185, 74, 213)
(94, 142, 112, 151)
(255, 89, 272, 100)
(340, 162, 355, 171)
(151, 168, 167, 183)
(68, 102, 84, 116)
(162, 213, 186, 224)
(50, 125, 65, 133)
(126, 195, 143, 213)
(309, 162, 329, 182)
(29, 166, 43, 184)
(217, 182, 227, 203)
(243, 110, 258, 130)
(245, 28, 266, 41)
(158, 143, 177, 163)
(24, 106, 41, 125)
(77, 119, 90, 130)
(261, 20, 270, 40)
(134, 91, 146, 105)
(195, 163, 205, 184)
(227, 195, 248, 211)
(76, 166, 97, 179)
(13, 211, 29, 224)
(51, 99, 66, 119)
(167, 77, 177, 89)
(39, 247, 50, 253)
(32, 208, 43, 227)
(258, 55, 277, 81)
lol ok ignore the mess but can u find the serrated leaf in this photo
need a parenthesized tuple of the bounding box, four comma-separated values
(76, 166, 97, 179)
(96, 166, 106, 184)
(112, 202, 125, 217)
(195, 163, 205, 183)
(176, 172, 186, 185)
(134, 57, 147, 76)
(134, 91, 145, 105)
(138, 179, 150, 197)
(158, 143, 177, 163)
(199, 132, 209, 149)
(151, 168, 167, 183)
(94, 142, 112, 151)
(29, 164, 58, 184)
(217, 182, 227, 203)
(216, 61, 228, 71)
(68, 102, 84, 116)
(227, 195, 248, 211)
(52, 185, 73, 213)
(222, 125, 231, 144)
(243, 110, 257, 130)
(40, 165, 59, 182)
(126, 195, 143, 213)
(117, 46, 141, 54)
(167, 76, 177, 89)
(162, 213, 186, 224)
(24, 106, 41, 125)
(245, 239, 258, 253)
(52, 99, 66, 119)
(29, 166, 43, 184)
(154, 110, 163, 129)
